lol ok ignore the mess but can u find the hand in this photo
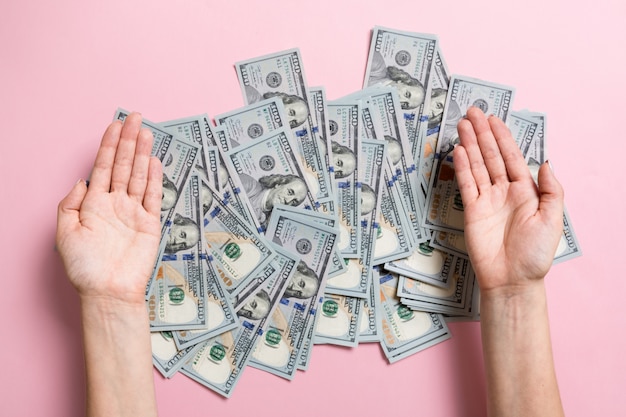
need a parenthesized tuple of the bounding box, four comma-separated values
(453, 107, 564, 295)
(56, 113, 163, 306)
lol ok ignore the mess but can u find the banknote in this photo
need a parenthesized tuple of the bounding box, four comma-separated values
(384, 241, 454, 288)
(507, 110, 542, 162)
(430, 230, 469, 259)
(224, 127, 319, 233)
(377, 272, 451, 363)
(419, 46, 450, 200)
(151, 331, 203, 378)
(173, 254, 239, 349)
(326, 100, 361, 258)
(326, 139, 385, 298)
(399, 256, 476, 317)
(147, 174, 207, 331)
(214, 97, 287, 151)
(160, 114, 209, 175)
(358, 269, 381, 343)
(313, 293, 362, 347)
(271, 204, 346, 278)
(180, 246, 298, 397)
(201, 180, 275, 297)
(202, 145, 224, 192)
(236, 49, 333, 204)
(423, 76, 515, 233)
(364, 26, 438, 160)
(249, 208, 339, 379)
(115, 109, 201, 244)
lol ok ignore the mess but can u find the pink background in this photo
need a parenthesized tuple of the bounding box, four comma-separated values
(3, 0, 625, 415)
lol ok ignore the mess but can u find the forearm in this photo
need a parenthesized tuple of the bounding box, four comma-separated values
(480, 281, 564, 417)
(80, 297, 157, 417)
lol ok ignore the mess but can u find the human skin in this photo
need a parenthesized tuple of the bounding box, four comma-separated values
(56, 112, 162, 417)
(454, 107, 565, 417)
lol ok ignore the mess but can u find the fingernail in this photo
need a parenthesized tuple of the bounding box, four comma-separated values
(85, 179, 90, 187)
(546, 160, 554, 173)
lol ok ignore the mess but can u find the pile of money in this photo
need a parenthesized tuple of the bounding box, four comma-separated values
(120, 26, 581, 397)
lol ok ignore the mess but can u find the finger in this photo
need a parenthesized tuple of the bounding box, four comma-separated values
(489, 115, 529, 182)
(466, 107, 508, 185)
(128, 128, 154, 201)
(110, 112, 142, 193)
(88, 120, 123, 193)
(453, 144, 479, 205)
(457, 116, 492, 194)
(143, 156, 163, 217)
(56, 179, 88, 241)
(537, 161, 564, 227)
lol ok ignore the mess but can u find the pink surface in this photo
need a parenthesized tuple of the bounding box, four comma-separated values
(2, 0, 625, 415)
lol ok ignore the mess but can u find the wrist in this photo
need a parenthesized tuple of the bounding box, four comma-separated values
(80, 295, 149, 325)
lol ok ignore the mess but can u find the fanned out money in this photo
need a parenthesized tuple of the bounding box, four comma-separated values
(135, 26, 583, 397)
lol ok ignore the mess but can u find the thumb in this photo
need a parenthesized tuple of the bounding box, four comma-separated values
(537, 161, 564, 227)
(56, 179, 88, 241)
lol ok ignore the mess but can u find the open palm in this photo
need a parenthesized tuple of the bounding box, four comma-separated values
(56, 113, 162, 305)
(453, 108, 564, 294)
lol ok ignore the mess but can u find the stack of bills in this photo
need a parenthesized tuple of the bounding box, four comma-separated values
(119, 26, 581, 397)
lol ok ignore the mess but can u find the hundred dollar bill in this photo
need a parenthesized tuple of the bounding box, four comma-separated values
(326, 139, 386, 298)
(364, 26, 438, 160)
(507, 110, 542, 162)
(272, 204, 346, 278)
(326, 100, 361, 257)
(115, 109, 200, 245)
(423, 75, 515, 233)
(384, 241, 454, 289)
(151, 331, 203, 378)
(236, 49, 333, 204)
(314, 293, 362, 347)
(224, 127, 319, 233)
(359, 268, 381, 343)
(419, 45, 450, 201)
(180, 246, 298, 397)
(430, 230, 469, 259)
(173, 254, 239, 349)
(308, 87, 335, 190)
(201, 180, 275, 297)
(399, 256, 476, 317)
(148, 174, 206, 331)
(214, 97, 287, 152)
(249, 209, 339, 379)
(377, 272, 451, 363)
(160, 114, 210, 178)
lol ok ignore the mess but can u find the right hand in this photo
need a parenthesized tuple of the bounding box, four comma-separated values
(452, 107, 564, 295)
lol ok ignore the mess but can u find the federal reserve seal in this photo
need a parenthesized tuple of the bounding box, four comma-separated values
(329, 120, 338, 136)
(259, 155, 275, 171)
(395, 50, 411, 66)
(295, 238, 312, 255)
(266, 72, 282, 88)
(472, 98, 489, 113)
(247, 123, 264, 138)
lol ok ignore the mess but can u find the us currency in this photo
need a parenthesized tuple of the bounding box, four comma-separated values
(364, 26, 438, 160)
(214, 97, 287, 152)
(272, 204, 346, 278)
(115, 109, 200, 248)
(160, 114, 210, 179)
(377, 272, 451, 363)
(205, 130, 259, 228)
(236, 49, 333, 205)
(224, 127, 319, 233)
(326, 100, 361, 258)
(249, 209, 339, 379)
(151, 331, 203, 378)
(430, 230, 469, 260)
(173, 254, 239, 349)
(201, 180, 275, 297)
(358, 268, 381, 343)
(520, 110, 546, 164)
(326, 139, 385, 298)
(507, 110, 542, 162)
(313, 293, 362, 347)
(180, 246, 298, 397)
(423, 75, 515, 233)
(355, 86, 426, 244)
(385, 241, 454, 289)
(147, 174, 207, 331)
(418, 46, 450, 202)
(399, 256, 476, 317)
